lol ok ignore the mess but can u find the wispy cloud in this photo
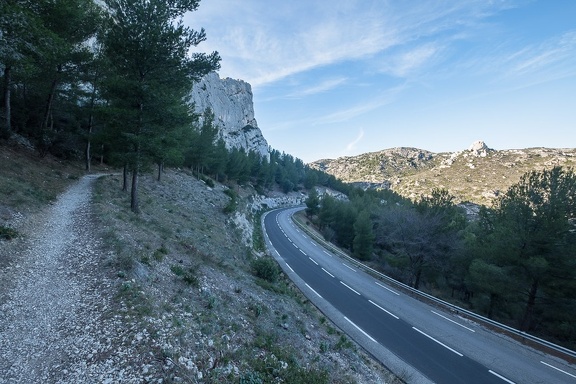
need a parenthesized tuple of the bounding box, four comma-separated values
(346, 128, 365, 152)
(312, 85, 406, 125)
(455, 30, 576, 85)
(286, 77, 348, 98)
(506, 31, 576, 78)
(188, 0, 514, 87)
(379, 43, 442, 77)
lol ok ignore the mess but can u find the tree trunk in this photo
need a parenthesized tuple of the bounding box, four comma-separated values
(122, 164, 128, 192)
(85, 83, 97, 172)
(2, 66, 11, 138)
(131, 165, 139, 213)
(85, 123, 92, 172)
(413, 268, 422, 290)
(520, 279, 539, 331)
(39, 75, 59, 154)
(131, 101, 143, 213)
(488, 293, 496, 319)
(157, 161, 163, 182)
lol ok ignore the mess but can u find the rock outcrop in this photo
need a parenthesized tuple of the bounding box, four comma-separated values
(468, 140, 492, 157)
(190, 72, 269, 158)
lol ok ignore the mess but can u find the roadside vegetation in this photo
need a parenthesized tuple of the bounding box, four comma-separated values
(305, 167, 576, 350)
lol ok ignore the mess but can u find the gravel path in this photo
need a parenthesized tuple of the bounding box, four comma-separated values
(0, 175, 137, 383)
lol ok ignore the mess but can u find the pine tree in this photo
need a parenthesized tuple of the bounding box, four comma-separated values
(353, 210, 374, 261)
(101, 0, 219, 212)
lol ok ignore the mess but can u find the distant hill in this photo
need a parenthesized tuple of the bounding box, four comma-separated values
(309, 141, 576, 206)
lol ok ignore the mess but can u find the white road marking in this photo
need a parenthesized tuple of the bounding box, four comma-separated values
(323, 250, 331, 257)
(344, 317, 376, 343)
(369, 300, 399, 319)
(342, 263, 356, 272)
(299, 249, 307, 256)
(292, 242, 298, 248)
(311, 242, 317, 247)
(375, 281, 400, 295)
(540, 361, 576, 379)
(431, 311, 475, 332)
(305, 283, 322, 298)
(285, 263, 294, 273)
(488, 370, 516, 383)
(322, 268, 334, 278)
(275, 250, 280, 256)
(340, 281, 361, 295)
(309, 257, 318, 265)
(412, 327, 463, 357)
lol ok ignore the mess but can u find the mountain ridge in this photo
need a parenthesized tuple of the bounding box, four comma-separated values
(310, 141, 576, 205)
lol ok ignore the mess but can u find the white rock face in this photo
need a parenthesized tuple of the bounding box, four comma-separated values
(468, 140, 492, 157)
(190, 72, 269, 158)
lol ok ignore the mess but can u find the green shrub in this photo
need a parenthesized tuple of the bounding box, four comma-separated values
(202, 176, 215, 188)
(153, 245, 169, 261)
(171, 264, 199, 287)
(251, 257, 279, 282)
(239, 371, 263, 384)
(0, 226, 18, 240)
(223, 188, 238, 214)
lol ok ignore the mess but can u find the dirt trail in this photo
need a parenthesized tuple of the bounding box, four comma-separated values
(0, 175, 129, 383)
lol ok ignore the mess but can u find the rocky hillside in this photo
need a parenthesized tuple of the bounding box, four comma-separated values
(0, 145, 395, 383)
(190, 72, 269, 158)
(310, 141, 576, 206)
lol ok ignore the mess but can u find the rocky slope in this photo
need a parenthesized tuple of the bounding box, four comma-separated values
(310, 141, 576, 206)
(0, 146, 395, 383)
(190, 72, 269, 158)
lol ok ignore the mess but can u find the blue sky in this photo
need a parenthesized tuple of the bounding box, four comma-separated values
(186, 1, 576, 163)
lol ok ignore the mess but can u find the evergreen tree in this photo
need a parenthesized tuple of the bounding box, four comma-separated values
(353, 210, 374, 261)
(477, 166, 576, 331)
(305, 188, 320, 217)
(101, 0, 219, 212)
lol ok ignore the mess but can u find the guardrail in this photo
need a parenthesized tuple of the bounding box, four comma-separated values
(288, 208, 576, 363)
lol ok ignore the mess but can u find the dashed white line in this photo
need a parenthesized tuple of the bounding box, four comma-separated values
(342, 263, 356, 272)
(322, 268, 334, 278)
(340, 281, 361, 295)
(375, 281, 400, 295)
(299, 249, 307, 256)
(540, 361, 576, 379)
(323, 250, 331, 257)
(292, 242, 298, 248)
(309, 257, 318, 265)
(412, 327, 463, 357)
(431, 311, 475, 332)
(369, 300, 399, 319)
(275, 250, 280, 256)
(285, 263, 294, 273)
(488, 370, 516, 383)
(311, 242, 317, 247)
(305, 283, 322, 298)
(344, 317, 376, 343)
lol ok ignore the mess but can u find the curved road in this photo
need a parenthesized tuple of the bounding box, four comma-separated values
(263, 207, 576, 384)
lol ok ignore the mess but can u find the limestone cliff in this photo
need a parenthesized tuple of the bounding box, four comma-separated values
(190, 72, 269, 158)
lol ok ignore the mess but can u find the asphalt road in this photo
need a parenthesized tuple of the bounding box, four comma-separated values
(263, 207, 576, 384)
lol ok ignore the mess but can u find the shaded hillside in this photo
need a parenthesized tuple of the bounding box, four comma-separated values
(310, 142, 576, 205)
